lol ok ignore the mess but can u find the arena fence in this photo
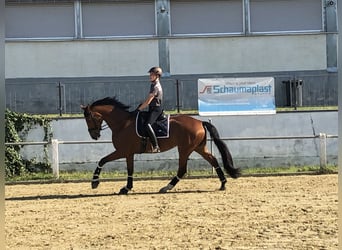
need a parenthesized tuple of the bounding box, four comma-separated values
(5, 133, 337, 179)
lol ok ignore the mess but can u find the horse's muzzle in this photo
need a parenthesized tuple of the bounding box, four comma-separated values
(91, 134, 100, 140)
(88, 129, 100, 140)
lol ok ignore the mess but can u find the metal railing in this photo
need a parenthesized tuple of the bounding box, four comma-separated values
(5, 133, 337, 179)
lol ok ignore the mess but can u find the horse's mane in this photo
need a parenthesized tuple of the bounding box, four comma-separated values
(91, 97, 130, 111)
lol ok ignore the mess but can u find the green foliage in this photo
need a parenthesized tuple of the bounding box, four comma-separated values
(5, 109, 53, 178)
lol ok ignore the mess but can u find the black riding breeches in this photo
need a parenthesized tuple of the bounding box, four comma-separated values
(145, 106, 162, 126)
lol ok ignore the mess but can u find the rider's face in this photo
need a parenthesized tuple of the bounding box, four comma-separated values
(149, 73, 158, 82)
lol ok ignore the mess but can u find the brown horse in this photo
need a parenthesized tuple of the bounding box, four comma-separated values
(81, 97, 240, 194)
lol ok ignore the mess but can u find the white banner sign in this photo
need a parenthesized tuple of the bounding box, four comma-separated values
(198, 77, 275, 116)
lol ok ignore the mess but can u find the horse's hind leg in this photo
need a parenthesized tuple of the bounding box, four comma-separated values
(159, 150, 190, 193)
(159, 175, 181, 193)
(195, 145, 227, 190)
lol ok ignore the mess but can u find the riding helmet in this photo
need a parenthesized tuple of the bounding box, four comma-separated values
(148, 67, 163, 77)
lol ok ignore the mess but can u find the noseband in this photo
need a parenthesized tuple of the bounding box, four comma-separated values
(85, 109, 108, 133)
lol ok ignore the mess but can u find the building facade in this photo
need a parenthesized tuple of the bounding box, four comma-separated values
(5, 0, 338, 114)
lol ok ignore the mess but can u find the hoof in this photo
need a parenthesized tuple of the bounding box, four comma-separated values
(159, 186, 169, 193)
(119, 187, 130, 195)
(219, 180, 227, 191)
(159, 184, 174, 193)
(91, 179, 100, 189)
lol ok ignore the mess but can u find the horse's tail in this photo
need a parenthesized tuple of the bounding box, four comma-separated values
(202, 121, 241, 179)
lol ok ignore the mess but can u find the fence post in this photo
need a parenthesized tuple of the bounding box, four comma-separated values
(319, 133, 327, 171)
(51, 139, 59, 179)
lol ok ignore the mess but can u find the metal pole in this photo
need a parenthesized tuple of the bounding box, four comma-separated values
(58, 82, 62, 116)
(319, 133, 327, 171)
(292, 79, 297, 110)
(176, 79, 180, 113)
(297, 80, 303, 107)
(51, 139, 59, 179)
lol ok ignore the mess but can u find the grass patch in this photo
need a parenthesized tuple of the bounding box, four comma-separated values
(241, 165, 337, 175)
(276, 106, 338, 112)
(5, 165, 337, 183)
(6, 172, 55, 182)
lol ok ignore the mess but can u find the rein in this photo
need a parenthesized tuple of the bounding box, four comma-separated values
(87, 124, 108, 132)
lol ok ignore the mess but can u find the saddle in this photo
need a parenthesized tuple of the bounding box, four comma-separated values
(135, 111, 170, 138)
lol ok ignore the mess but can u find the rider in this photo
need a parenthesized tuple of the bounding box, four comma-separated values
(136, 66, 163, 153)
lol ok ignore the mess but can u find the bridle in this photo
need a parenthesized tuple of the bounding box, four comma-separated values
(84, 108, 108, 134)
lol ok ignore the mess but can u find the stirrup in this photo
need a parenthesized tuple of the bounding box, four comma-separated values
(152, 146, 160, 153)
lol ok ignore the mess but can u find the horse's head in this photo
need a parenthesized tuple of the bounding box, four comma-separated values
(81, 104, 103, 140)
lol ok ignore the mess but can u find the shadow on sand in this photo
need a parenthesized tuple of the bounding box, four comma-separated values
(6, 189, 216, 201)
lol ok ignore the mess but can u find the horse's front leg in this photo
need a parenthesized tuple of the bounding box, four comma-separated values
(91, 163, 103, 189)
(91, 151, 122, 189)
(119, 155, 134, 195)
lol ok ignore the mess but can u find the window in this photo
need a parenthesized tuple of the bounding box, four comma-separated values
(170, 0, 243, 35)
(82, 1, 155, 37)
(250, 0, 323, 33)
(5, 3, 75, 39)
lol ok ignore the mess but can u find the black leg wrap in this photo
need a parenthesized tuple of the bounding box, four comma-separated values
(93, 166, 102, 176)
(91, 166, 103, 189)
(127, 176, 133, 190)
(170, 176, 180, 186)
(215, 167, 227, 191)
(215, 167, 226, 183)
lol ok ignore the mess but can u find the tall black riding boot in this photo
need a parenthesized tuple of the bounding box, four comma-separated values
(146, 123, 160, 153)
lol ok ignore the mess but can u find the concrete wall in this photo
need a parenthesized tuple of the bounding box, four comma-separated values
(169, 35, 327, 74)
(19, 111, 338, 172)
(6, 35, 326, 78)
(5, 39, 159, 78)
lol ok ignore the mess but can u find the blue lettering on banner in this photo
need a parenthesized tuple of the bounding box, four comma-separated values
(198, 77, 276, 116)
(200, 85, 272, 95)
